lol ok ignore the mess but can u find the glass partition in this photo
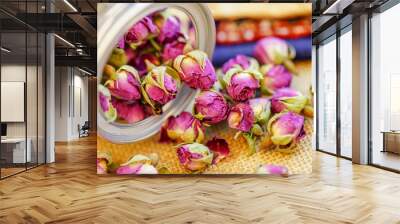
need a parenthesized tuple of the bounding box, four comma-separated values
(339, 28, 352, 158)
(0, 1, 46, 179)
(317, 36, 337, 154)
(370, 3, 400, 171)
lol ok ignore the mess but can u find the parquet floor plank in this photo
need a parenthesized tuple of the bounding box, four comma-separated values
(0, 135, 399, 223)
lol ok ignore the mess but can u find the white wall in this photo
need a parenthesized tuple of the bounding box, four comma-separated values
(54, 67, 89, 141)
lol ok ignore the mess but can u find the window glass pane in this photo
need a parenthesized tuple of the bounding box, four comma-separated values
(27, 31, 38, 168)
(371, 3, 400, 171)
(1, 30, 27, 177)
(318, 37, 337, 154)
(340, 29, 352, 158)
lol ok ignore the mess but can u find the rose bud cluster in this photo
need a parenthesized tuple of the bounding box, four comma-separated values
(99, 9, 313, 175)
(177, 143, 214, 172)
(270, 88, 307, 114)
(260, 64, 292, 95)
(221, 54, 259, 74)
(160, 112, 204, 144)
(174, 50, 216, 90)
(267, 112, 305, 152)
(253, 37, 297, 73)
(116, 154, 159, 175)
(125, 16, 159, 49)
(194, 90, 230, 125)
(222, 67, 263, 102)
(141, 65, 181, 114)
(100, 11, 198, 125)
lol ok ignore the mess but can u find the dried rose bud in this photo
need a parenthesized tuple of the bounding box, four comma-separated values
(256, 164, 288, 176)
(116, 154, 158, 174)
(160, 111, 204, 143)
(271, 88, 307, 114)
(254, 37, 297, 73)
(249, 97, 271, 125)
(132, 52, 161, 77)
(221, 54, 259, 74)
(228, 103, 255, 132)
(223, 67, 263, 102)
(260, 64, 292, 95)
(104, 65, 141, 102)
(177, 143, 213, 171)
(156, 15, 181, 43)
(108, 48, 128, 68)
(125, 16, 159, 49)
(206, 138, 230, 164)
(194, 90, 229, 125)
(98, 84, 117, 122)
(162, 38, 191, 63)
(97, 152, 112, 174)
(173, 50, 216, 90)
(103, 64, 116, 82)
(267, 112, 305, 150)
(111, 99, 146, 124)
(117, 37, 125, 49)
(141, 66, 180, 114)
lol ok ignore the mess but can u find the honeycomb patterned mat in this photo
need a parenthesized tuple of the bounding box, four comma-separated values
(97, 118, 312, 175)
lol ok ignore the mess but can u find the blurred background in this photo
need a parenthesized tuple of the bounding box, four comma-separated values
(207, 3, 312, 67)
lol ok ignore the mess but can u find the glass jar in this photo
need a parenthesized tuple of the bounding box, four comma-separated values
(97, 3, 216, 143)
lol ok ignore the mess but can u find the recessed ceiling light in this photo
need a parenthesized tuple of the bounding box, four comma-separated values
(1, 47, 11, 53)
(78, 67, 92, 76)
(63, 0, 78, 12)
(54, 34, 75, 48)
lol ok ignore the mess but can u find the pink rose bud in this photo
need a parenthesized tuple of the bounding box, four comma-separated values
(249, 97, 271, 125)
(160, 111, 204, 143)
(206, 137, 230, 164)
(173, 50, 216, 90)
(116, 154, 158, 175)
(221, 54, 259, 74)
(223, 67, 263, 102)
(271, 88, 307, 114)
(132, 52, 161, 77)
(260, 64, 292, 95)
(125, 16, 159, 49)
(98, 84, 117, 122)
(254, 37, 297, 73)
(111, 99, 146, 124)
(156, 15, 181, 43)
(141, 66, 181, 114)
(256, 164, 289, 176)
(97, 152, 112, 174)
(162, 38, 191, 63)
(117, 37, 125, 49)
(228, 103, 255, 132)
(267, 112, 305, 150)
(177, 143, 213, 171)
(194, 90, 230, 125)
(104, 65, 141, 102)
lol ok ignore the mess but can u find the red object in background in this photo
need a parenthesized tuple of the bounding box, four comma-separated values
(216, 18, 311, 45)
(272, 19, 311, 39)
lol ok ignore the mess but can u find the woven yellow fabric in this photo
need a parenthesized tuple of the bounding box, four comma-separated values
(97, 118, 312, 174)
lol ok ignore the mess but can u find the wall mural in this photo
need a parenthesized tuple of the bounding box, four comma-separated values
(97, 3, 313, 175)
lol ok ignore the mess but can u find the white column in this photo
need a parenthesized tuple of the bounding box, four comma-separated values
(46, 32, 55, 163)
(352, 14, 369, 164)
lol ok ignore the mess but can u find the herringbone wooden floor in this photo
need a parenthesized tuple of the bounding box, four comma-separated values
(0, 135, 399, 224)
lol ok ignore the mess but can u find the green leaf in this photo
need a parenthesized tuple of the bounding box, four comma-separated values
(243, 133, 257, 156)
